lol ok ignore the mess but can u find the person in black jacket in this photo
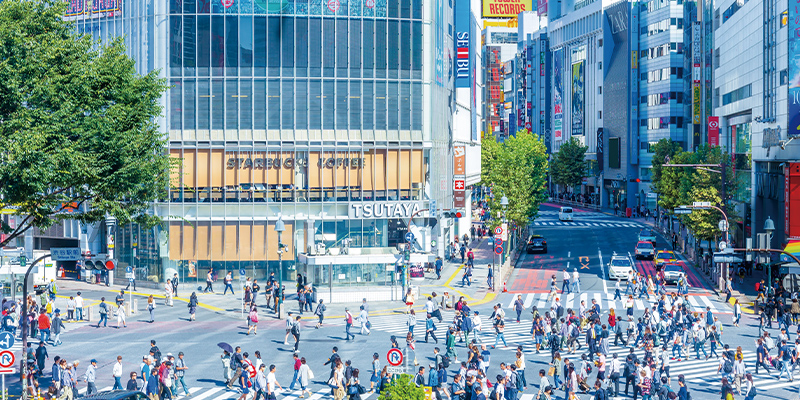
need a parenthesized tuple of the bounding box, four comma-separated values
(593, 379, 606, 400)
(324, 347, 341, 379)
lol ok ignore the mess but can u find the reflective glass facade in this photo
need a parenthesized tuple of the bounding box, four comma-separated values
(74, 0, 454, 287)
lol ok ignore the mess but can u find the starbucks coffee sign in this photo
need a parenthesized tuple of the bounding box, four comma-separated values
(226, 156, 366, 169)
(349, 202, 422, 219)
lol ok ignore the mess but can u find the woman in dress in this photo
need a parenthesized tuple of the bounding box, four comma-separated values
(297, 357, 314, 398)
(147, 295, 156, 323)
(405, 288, 415, 314)
(406, 331, 418, 365)
(116, 300, 127, 328)
(333, 361, 346, 400)
(164, 280, 173, 306)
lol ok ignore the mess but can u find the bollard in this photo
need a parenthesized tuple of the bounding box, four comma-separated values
(132, 298, 138, 314)
(86, 306, 93, 322)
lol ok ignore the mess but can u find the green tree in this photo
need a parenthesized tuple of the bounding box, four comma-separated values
(482, 130, 549, 228)
(550, 137, 588, 188)
(0, 0, 173, 248)
(650, 139, 683, 195)
(378, 374, 425, 400)
(480, 136, 501, 185)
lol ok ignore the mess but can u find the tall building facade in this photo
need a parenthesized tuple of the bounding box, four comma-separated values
(516, 12, 551, 151)
(483, 26, 518, 140)
(69, 0, 473, 292)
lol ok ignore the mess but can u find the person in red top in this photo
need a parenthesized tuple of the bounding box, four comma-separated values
(288, 353, 302, 391)
(37, 312, 51, 343)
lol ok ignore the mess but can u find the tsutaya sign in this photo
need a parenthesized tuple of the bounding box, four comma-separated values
(349, 202, 422, 219)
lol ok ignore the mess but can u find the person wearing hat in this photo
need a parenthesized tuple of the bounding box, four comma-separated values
(85, 359, 97, 395)
(174, 352, 190, 396)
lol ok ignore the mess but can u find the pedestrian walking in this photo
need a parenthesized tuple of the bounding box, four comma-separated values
(572, 269, 580, 293)
(165, 281, 174, 306)
(223, 272, 235, 295)
(284, 312, 295, 345)
(116, 301, 127, 328)
(292, 315, 301, 352)
(204, 269, 215, 293)
(51, 310, 65, 346)
(514, 295, 526, 323)
(314, 299, 327, 329)
(561, 270, 571, 294)
(75, 292, 84, 321)
(113, 356, 124, 390)
(148, 295, 156, 323)
(345, 308, 355, 341)
(172, 274, 180, 298)
(407, 310, 417, 335)
(174, 352, 189, 397)
(66, 297, 75, 320)
(425, 314, 438, 343)
(247, 306, 259, 335)
(146, 368, 159, 400)
(359, 306, 370, 335)
(188, 292, 198, 321)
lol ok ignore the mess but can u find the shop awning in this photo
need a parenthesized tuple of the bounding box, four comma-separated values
(780, 240, 800, 263)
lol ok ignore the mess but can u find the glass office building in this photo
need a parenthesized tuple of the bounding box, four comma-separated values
(70, 0, 456, 287)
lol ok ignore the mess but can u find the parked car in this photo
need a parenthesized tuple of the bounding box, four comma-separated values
(526, 235, 548, 254)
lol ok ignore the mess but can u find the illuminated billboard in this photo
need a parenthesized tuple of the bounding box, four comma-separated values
(789, 0, 800, 137)
(482, 0, 533, 18)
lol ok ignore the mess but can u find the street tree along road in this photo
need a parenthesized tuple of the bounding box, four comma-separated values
(480, 129, 549, 228)
(0, 0, 175, 248)
(549, 136, 588, 189)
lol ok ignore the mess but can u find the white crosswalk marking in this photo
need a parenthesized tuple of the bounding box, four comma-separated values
(523, 294, 535, 308)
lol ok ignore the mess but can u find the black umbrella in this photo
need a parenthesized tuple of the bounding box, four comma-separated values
(217, 342, 233, 353)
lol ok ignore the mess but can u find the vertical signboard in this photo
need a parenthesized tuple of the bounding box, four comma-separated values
(434, 0, 445, 86)
(789, 0, 800, 137)
(787, 163, 800, 238)
(537, 0, 547, 15)
(571, 60, 585, 136)
(454, 145, 466, 175)
(596, 128, 604, 173)
(470, 16, 479, 141)
(553, 48, 564, 140)
(692, 85, 701, 124)
(454, 0, 471, 88)
(708, 116, 720, 147)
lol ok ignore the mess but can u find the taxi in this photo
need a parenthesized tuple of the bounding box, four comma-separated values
(654, 250, 677, 270)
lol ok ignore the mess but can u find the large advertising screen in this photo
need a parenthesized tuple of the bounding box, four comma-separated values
(553, 49, 564, 140)
(571, 61, 585, 136)
(482, 0, 533, 18)
(789, 0, 800, 137)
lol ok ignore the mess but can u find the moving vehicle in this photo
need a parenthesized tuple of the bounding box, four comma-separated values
(637, 229, 657, 245)
(82, 391, 148, 400)
(526, 235, 547, 254)
(558, 207, 573, 221)
(654, 250, 677, 270)
(662, 263, 685, 284)
(608, 253, 635, 280)
(634, 241, 655, 260)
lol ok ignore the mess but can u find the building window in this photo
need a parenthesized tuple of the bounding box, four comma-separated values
(609, 137, 621, 169)
(722, 84, 752, 105)
(598, 111, 602, 119)
(598, 86, 602, 95)
(781, 69, 789, 85)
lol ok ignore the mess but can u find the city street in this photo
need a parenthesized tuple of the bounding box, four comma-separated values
(7, 204, 797, 400)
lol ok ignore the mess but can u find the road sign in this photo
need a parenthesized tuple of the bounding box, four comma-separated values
(0, 351, 14, 368)
(693, 201, 712, 207)
(430, 240, 437, 247)
(674, 208, 692, 215)
(494, 246, 503, 255)
(387, 348, 404, 366)
(0, 368, 14, 374)
(430, 200, 437, 219)
(126, 266, 133, 274)
(494, 226, 503, 235)
(719, 241, 727, 250)
(50, 247, 82, 261)
(494, 238, 503, 247)
(386, 366, 405, 374)
(718, 220, 729, 231)
(405, 232, 415, 243)
(0, 333, 14, 350)
(18, 255, 26, 266)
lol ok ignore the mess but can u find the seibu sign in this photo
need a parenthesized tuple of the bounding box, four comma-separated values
(349, 202, 422, 219)
(227, 156, 366, 170)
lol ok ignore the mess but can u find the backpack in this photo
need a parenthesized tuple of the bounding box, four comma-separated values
(723, 360, 733, 374)
(441, 355, 451, 368)
(249, 311, 258, 323)
(515, 371, 523, 390)
(291, 323, 300, 335)
(571, 326, 580, 338)
(346, 313, 353, 324)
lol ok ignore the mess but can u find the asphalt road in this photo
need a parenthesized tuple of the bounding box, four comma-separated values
(8, 204, 798, 400)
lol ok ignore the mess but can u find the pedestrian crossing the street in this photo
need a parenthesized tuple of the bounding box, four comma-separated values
(499, 292, 730, 315)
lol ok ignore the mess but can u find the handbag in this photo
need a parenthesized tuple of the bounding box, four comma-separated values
(358, 384, 367, 394)
(327, 377, 339, 388)
(366, 320, 372, 329)
(547, 367, 555, 376)
(347, 384, 358, 395)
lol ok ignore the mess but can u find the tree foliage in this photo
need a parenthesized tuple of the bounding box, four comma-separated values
(550, 137, 588, 188)
(650, 139, 683, 196)
(480, 137, 501, 186)
(482, 130, 549, 228)
(657, 145, 739, 241)
(0, 0, 173, 247)
(377, 374, 425, 400)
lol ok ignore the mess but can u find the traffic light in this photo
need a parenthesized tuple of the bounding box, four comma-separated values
(83, 256, 116, 270)
(629, 178, 641, 183)
(442, 209, 465, 218)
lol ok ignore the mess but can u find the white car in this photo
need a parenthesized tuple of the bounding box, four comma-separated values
(662, 263, 685, 284)
(608, 254, 635, 280)
(559, 206, 573, 221)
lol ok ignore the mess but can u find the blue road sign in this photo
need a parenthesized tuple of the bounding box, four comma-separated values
(126, 266, 133, 274)
(129, 278, 135, 283)
(0, 332, 15, 350)
(430, 200, 437, 219)
(239, 268, 246, 276)
(405, 232, 415, 243)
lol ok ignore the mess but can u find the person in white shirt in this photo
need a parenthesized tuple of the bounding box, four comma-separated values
(608, 353, 622, 395)
(266, 364, 283, 396)
(572, 269, 580, 293)
(112, 356, 123, 390)
(254, 364, 267, 399)
(359, 305, 370, 335)
(471, 312, 483, 343)
(537, 369, 551, 398)
(660, 346, 671, 383)
(75, 293, 84, 321)
(733, 353, 747, 395)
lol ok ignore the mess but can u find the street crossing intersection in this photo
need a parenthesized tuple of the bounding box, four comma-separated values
(499, 292, 730, 315)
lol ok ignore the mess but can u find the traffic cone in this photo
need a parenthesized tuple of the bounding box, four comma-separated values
(502, 281, 507, 292)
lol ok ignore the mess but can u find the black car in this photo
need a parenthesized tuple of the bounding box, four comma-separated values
(82, 391, 147, 400)
(526, 235, 547, 253)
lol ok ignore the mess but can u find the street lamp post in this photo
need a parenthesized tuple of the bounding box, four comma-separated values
(275, 216, 285, 319)
(764, 216, 775, 288)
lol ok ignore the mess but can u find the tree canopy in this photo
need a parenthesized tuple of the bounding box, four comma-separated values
(649, 138, 683, 196)
(481, 130, 549, 228)
(377, 374, 425, 400)
(550, 137, 588, 188)
(0, 0, 173, 248)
